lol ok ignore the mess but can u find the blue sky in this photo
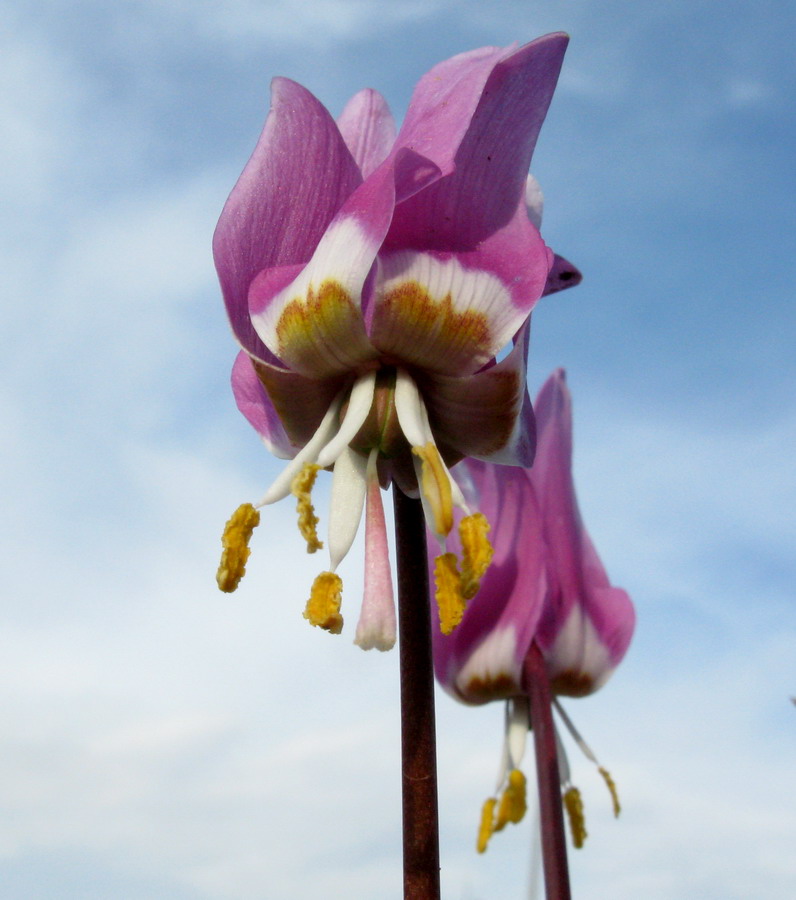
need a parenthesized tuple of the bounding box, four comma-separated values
(2, 1, 795, 897)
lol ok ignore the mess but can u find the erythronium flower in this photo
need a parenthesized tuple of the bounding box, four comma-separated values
(431, 370, 635, 851)
(214, 36, 582, 650)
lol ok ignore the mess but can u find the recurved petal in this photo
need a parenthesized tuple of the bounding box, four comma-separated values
(248, 162, 400, 378)
(417, 321, 535, 467)
(213, 78, 362, 359)
(381, 193, 553, 367)
(231, 352, 297, 459)
(386, 34, 568, 255)
(337, 88, 397, 179)
(392, 45, 514, 200)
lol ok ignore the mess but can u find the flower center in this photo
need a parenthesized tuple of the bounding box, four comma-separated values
(215, 367, 496, 645)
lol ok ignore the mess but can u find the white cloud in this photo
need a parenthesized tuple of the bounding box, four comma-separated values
(80, 0, 451, 53)
(0, 10, 84, 208)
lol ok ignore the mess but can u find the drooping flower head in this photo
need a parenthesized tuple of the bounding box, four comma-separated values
(214, 36, 581, 650)
(431, 370, 635, 850)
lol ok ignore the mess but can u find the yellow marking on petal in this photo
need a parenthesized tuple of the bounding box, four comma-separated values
(598, 766, 621, 817)
(413, 442, 453, 537)
(303, 571, 344, 634)
(563, 786, 587, 849)
(276, 280, 363, 373)
(476, 797, 497, 854)
(378, 281, 491, 374)
(495, 769, 527, 832)
(290, 463, 323, 553)
(216, 503, 260, 593)
(434, 553, 465, 635)
(459, 512, 494, 599)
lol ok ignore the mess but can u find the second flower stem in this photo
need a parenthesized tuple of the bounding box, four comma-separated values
(524, 642, 572, 900)
(393, 485, 441, 900)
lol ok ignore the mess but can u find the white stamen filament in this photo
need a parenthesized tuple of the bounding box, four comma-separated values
(395, 369, 470, 542)
(257, 393, 345, 506)
(315, 370, 377, 468)
(553, 697, 600, 766)
(507, 697, 530, 771)
(495, 698, 530, 793)
(554, 724, 572, 787)
(393, 368, 431, 446)
(328, 445, 368, 571)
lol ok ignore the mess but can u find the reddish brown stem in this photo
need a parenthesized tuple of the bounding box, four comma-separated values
(393, 485, 441, 900)
(523, 642, 572, 900)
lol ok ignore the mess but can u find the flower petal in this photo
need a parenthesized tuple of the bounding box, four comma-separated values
(525, 174, 544, 229)
(213, 78, 362, 359)
(531, 369, 635, 686)
(384, 35, 569, 330)
(230, 351, 297, 459)
(394, 34, 568, 243)
(248, 161, 402, 377)
(337, 88, 397, 178)
(392, 45, 514, 199)
(432, 461, 548, 703)
(542, 254, 583, 296)
(530, 369, 587, 598)
(524, 176, 583, 297)
(248, 357, 349, 450)
(386, 176, 553, 348)
(541, 585, 635, 696)
(417, 321, 535, 466)
(370, 250, 514, 375)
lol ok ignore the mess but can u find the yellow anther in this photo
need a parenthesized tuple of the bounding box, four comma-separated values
(476, 797, 497, 854)
(563, 785, 587, 849)
(495, 768, 527, 831)
(291, 463, 323, 553)
(412, 443, 454, 537)
(434, 552, 465, 635)
(303, 571, 344, 634)
(216, 503, 260, 593)
(459, 512, 494, 599)
(598, 766, 621, 817)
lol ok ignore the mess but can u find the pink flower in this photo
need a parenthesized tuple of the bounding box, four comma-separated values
(214, 36, 581, 650)
(431, 370, 634, 849)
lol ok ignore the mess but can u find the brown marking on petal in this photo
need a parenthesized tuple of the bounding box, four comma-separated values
(551, 670, 595, 698)
(462, 672, 518, 702)
(376, 282, 491, 374)
(421, 368, 521, 459)
(275, 280, 367, 375)
(251, 359, 346, 447)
